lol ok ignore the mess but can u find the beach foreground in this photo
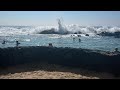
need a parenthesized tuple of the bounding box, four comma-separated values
(0, 46, 120, 78)
(0, 62, 118, 79)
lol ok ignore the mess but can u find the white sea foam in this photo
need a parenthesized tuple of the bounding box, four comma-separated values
(0, 19, 120, 36)
(0, 25, 120, 36)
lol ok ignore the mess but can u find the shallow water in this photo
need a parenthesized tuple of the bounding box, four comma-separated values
(0, 34, 120, 52)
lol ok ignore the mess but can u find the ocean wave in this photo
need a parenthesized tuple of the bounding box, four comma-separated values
(0, 25, 120, 35)
(0, 19, 120, 37)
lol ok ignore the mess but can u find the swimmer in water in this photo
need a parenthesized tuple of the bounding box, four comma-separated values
(2, 40, 6, 44)
(49, 43, 53, 47)
(16, 41, 20, 47)
(114, 48, 120, 54)
(79, 38, 81, 42)
(73, 37, 75, 41)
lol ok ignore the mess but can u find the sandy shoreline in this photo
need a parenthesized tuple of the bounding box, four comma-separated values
(0, 62, 119, 79)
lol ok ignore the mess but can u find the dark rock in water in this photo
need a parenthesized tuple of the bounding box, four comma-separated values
(98, 32, 113, 36)
(74, 31, 83, 34)
(98, 31, 120, 38)
(74, 32, 77, 34)
(85, 34, 89, 36)
(74, 31, 82, 34)
(40, 28, 70, 35)
(40, 28, 59, 34)
(77, 35, 81, 37)
(114, 32, 120, 38)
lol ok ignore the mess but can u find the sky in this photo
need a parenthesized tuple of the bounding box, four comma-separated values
(0, 11, 120, 26)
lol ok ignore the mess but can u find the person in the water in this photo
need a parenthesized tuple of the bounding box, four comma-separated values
(79, 38, 81, 42)
(16, 41, 20, 47)
(2, 40, 6, 44)
(112, 48, 120, 55)
(49, 43, 53, 47)
(114, 48, 120, 53)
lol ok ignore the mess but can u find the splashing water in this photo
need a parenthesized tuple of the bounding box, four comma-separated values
(57, 19, 68, 34)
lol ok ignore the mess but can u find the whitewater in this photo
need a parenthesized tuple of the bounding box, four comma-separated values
(0, 25, 120, 36)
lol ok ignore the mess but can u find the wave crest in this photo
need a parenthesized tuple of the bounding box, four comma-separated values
(0, 19, 120, 37)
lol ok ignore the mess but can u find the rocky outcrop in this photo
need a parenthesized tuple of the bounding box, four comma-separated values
(97, 31, 120, 38)
(40, 28, 59, 34)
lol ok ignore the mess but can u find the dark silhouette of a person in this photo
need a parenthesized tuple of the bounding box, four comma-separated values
(114, 48, 120, 54)
(79, 38, 81, 42)
(16, 41, 20, 47)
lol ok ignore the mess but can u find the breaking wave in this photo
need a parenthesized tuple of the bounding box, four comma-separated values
(0, 19, 120, 37)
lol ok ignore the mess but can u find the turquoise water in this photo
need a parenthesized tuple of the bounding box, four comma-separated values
(0, 34, 120, 52)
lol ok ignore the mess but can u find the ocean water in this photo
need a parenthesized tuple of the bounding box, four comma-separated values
(0, 25, 120, 52)
(0, 19, 120, 52)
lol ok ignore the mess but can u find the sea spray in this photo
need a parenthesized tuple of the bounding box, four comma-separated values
(57, 19, 69, 34)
